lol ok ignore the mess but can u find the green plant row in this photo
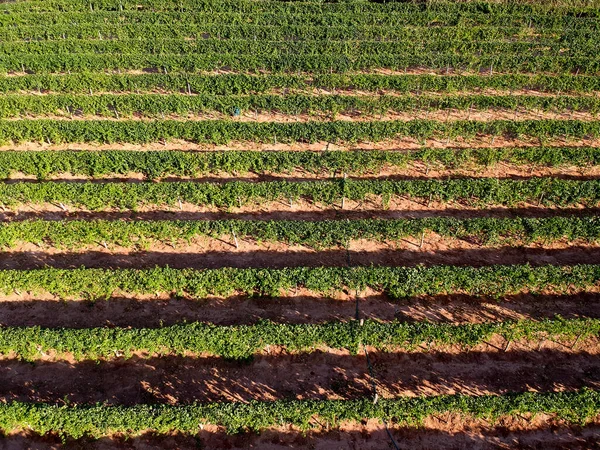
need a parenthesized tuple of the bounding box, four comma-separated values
(0, 178, 598, 209)
(3, 119, 600, 145)
(8, 53, 600, 74)
(3, 9, 599, 28)
(14, 38, 585, 57)
(1, 317, 599, 361)
(1, 216, 599, 250)
(1, 147, 599, 180)
(5, 0, 597, 14)
(3, 73, 599, 96)
(2, 389, 599, 438)
(1, 264, 598, 299)
(3, 23, 593, 43)
(6, 93, 600, 119)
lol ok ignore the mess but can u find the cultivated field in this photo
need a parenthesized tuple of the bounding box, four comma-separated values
(0, 0, 599, 448)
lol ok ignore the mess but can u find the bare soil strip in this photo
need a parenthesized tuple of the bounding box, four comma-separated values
(8, 107, 600, 123)
(290, 87, 600, 98)
(0, 349, 597, 405)
(3, 67, 594, 77)
(0, 292, 597, 328)
(2, 134, 600, 152)
(5, 161, 600, 182)
(5, 173, 596, 183)
(1, 195, 597, 217)
(1, 206, 598, 222)
(4, 422, 600, 450)
(17, 88, 600, 98)
(1, 245, 598, 270)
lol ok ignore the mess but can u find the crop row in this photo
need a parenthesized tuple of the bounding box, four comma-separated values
(1, 217, 598, 250)
(5, 0, 596, 15)
(1, 264, 598, 299)
(1, 317, 598, 361)
(3, 23, 592, 43)
(2, 389, 598, 438)
(14, 38, 588, 57)
(0, 178, 598, 209)
(3, 73, 599, 96)
(6, 93, 600, 119)
(3, 9, 599, 28)
(3, 119, 600, 145)
(1, 147, 599, 180)
(6, 52, 600, 74)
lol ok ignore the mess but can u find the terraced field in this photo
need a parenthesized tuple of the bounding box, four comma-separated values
(1, 0, 600, 448)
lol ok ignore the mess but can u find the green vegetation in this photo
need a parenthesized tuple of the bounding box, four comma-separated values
(1, 147, 598, 180)
(4, 93, 600, 119)
(9, 38, 595, 57)
(1, 264, 598, 299)
(1, 0, 599, 443)
(1, 216, 598, 250)
(1, 389, 598, 438)
(2, 73, 599, 95)
(0, 178, 597, 209)
(1, 317, 597, 361)
(2, 119, 600, 144)
(2, 23, 595, 43)
(5, 0, 600, 14)
(4, 6, 600, 28)
(7, 52, 599, 74)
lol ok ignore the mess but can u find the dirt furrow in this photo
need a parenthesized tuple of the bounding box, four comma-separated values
(0, 349, 597, 405)
(0, 246, 598, 270)
(7, 107, 600, 123)
(4, 161, 599, 182)
(15, 88, 600, 98)
(3, 67, 595, 77)
(2, 134, 600, 152)
(1, 292, 598, 328)
(1, 206, 598, 222)
(1, 195, 597, 217)
(4, 422, 600, 450)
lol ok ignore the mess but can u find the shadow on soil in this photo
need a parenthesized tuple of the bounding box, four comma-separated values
(0, 293, 599, 328)
(2, 420, 600, 450)
(1, 246, 599, 270)
(0, 350, 598, 405)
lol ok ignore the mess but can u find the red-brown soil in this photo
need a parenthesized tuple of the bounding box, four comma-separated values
(0, 348, 598, 405)
(0, 292, 598, 328)
(2, 419, 600, 450)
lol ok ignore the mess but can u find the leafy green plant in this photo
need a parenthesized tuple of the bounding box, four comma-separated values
(1, 264, 598, 299)
(0, 216, 597, 250)
(0, 317, 597, 361)
(0, 147, 598, 180)
(2, 119, 600, 145)
(0, 389, 598, 438)
(0, 178, 597, 209)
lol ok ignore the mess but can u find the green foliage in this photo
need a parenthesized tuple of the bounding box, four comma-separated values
(9, 38, 595, 57)
(2, 73, 599, 96)
(2, 23, 594, 43)
(0, 389, 598, 438)
(4, 4, 600, 28)
(0, 148, 598, 180)
(0, 317, 598, 361)
(0, 216, 598, 250)
(5, 34, 599, 66)
(4, 93, 600, 118)
(0, 264, 598, 300)
(2, 119, 600, 144)
(6, 51, 599, 74)
(5, 0, 599, 14)
(0, 178, 597, 209)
